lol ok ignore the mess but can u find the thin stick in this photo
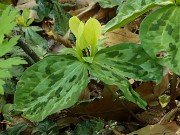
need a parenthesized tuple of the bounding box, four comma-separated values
(17, 38, 41, 63)
(53, 34, 73, 48)
(169, 73, 178, 109)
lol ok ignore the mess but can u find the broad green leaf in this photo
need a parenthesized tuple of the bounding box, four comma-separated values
(103, 0, 173, 32)
(14, 55, 89, 122)
(93, 43, 163, 82)
(93, 0, 122, 8)
(90, 60, 147, 109)
(140, 5, 180, 74)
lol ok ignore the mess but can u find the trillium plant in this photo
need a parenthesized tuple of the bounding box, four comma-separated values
(14, 16, 164, 122)
(14, 0, 180, 122)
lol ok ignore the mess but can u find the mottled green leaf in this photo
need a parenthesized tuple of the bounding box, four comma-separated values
(90, 43, 164, 108)
(140, 5, 180, 74)
(52, 0, 71, 36)
(14, 55, 89, 122)
(93, 43, 163, 82)
(34, 0, 53, 21)
(90, 58, 147, 109)
(103, 0, 173, 32)
(93, 0, 122, 8)
(25, 28, 48, 57)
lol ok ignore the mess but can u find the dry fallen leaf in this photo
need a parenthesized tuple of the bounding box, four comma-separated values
(154, 73, 170, 97)
(128, 122, 180, 135)
(16, 0, 39, 20)
(131, 107, 180, 135)
(104, 28, 140, 46)
(16, 0, 36, 10)
(70, 86, 139, 121)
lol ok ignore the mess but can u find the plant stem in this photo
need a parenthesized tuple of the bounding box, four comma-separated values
(17, 38, 40, 63)
(169, 73, 178, 109)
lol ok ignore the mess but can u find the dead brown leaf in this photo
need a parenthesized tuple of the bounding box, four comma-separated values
(128, 122, 180, 135)
(104, 28, 140, 47)
(16, 0, 36, 10)
(154, 73, 170, 97)
(70, 86, 139, 121)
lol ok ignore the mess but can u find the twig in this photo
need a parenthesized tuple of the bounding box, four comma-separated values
(53, 33, 73, 48)
(169, 73, 178, 109)
(17, 38, 41, 63)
